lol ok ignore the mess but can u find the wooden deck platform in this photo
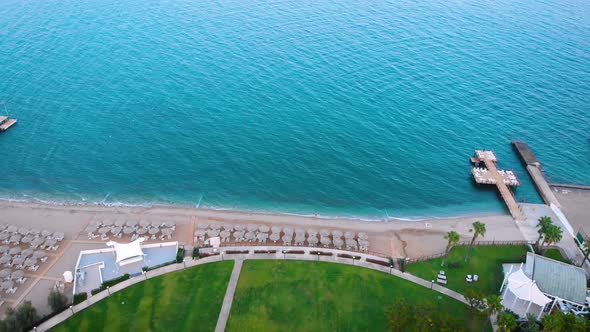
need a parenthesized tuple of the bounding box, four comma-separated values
(0, 118, 17, 131)
(472, 150, 525, 221)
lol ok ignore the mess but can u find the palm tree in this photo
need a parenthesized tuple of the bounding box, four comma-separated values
(541, 312, 564, 332)
(542, 225, 563, 254)
(497, 312, 517, 332)
(534, 216, 552, 250)
(484, 295, 503, 332)
(441, 230, 460, 267)
(466, 221, 486, 262)
(579, 237, 590, 267)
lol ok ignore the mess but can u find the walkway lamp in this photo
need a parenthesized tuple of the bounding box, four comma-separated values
(34, 327, 37, 331)
(389, 264, 393, 274)
(142, 270, 147, 280)
(317, 252, 320, 261)
(183, 257, 187, 269)
(282, 250, 286, 259)
(352, 256, 355, 265)
(107, 286, 110, 295)
(69, 305, 74, 314)
(431, 280, 434, 289)
(221, 251, 224, 261)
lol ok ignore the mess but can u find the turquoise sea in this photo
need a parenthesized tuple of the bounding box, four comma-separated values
(0, 0, 589, 219)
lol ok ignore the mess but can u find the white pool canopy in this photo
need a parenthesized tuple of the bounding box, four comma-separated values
(106, 238, 146, 266)
(506, 268, 551, 307)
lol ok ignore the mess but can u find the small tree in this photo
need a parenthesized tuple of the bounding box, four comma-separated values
(464, 288, 485, 311)
(542, 312, 564, 332)
(441, 230, 460, 267)
(497, 312, 517, 332)
(466, 221, 486, 262)
(534, 216, 552, 250)
(542, 225, 563, 254)
(2, 301, 38, 332)
(519, 314, 540, 332)
(579, 237, 590, 267)
(48, 289, 68, 313)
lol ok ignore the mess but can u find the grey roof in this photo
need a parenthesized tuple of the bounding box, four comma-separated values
(524, 252, 586, 305)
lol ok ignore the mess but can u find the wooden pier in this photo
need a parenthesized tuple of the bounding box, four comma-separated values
(0, 116, 17, 132)
(471, 150, 525, 221)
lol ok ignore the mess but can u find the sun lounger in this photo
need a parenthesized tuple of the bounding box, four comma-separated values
(466, 275, 473, 283)
(16, 277, 26, 284)
(40, 257, 48, 263)
(6, 287, 17, 294)
(473, 275, 479, 282)
(436, 278, 447, 284)
(28, 265, 38, 271)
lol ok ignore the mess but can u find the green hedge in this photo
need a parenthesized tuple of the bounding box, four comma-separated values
(90, 274, 130, 295)
(192, 247, 199, 259)
(176, 248, 185, 263)
(73, 292, 87, 304)
(142, 260, 176, 272)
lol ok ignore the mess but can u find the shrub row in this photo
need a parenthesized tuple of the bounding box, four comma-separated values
(226, 250, 249, 254)
(73, 292, 87, 305)
(366, 258, 390, 267)
(192, 247, 199, 259)
(199, 252, 220, 258)
(337, 253, 361, 259)
(176, 248, 185, 263)
(90, 274, 130, 295)
(142, 260, 176, 272)
(254, 250, 276, 254)
(285, 250, 305, 254)
(310, 251, 333, 256)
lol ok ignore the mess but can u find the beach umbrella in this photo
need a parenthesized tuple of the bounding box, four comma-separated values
(9, 247, 21, 255)
(21, 235, 33, 244)
(271, 226, 282, 234)
(102, 220, 114, 226)
(0, 256, 11, 264)
(307, 229, 318, 237)
(307, 235, 318, 245)
(123, 227, 134, 235)
(357, 232, 369, 240)
(21, 249, 34, 258)
(24, 258, 37, 266)
(281, 234, 292, 244)
(18, 228, 29, 235)
(220, 230, 231, 239)
(194, 229, 206, 237)
(33, 250, 46, 259)
(0, 245, 9, 254)
(29, 229, 40, 235)
(0, 268, 12, 279)
(53, 231, 65, 240)
(256, 233, 268, 242)
(85, 225, 98, 233)
(333, 237, 344, 248)
(149, 228, 160, 235)
(89, 220, 102, 227)
(11, 270, 24, 280)
(320, 229, 330, 237)
(44, 239, 57, 247)
(9, 234, 21, 244)
(0, 233, 9, 241)
(111, 227, 122, 235)
(294, 234, 305, 245)
(11, 257, 25, 265)
(244, 231, 256, 241)
(358, 239, 370, 249)
(345, 238, 358, 249)
(7, 226, 18, 233)
(151, 221, 161, 229)
(0, 224, 6, 231)
(233, 224, 245, 231)
(98, 227, 110, 234)
(1, 280, 14, 289)
(269, 233, 280, 242)
(320, 236, 332, 246)
(126, 220, 138, 227)
(344, 231, 355, 239)
(115, 219, 125, 227)
(221, 224, 233, 231)
(136, 228, 148, 235)
(232, 230, 245, 240)
(246, 225, 258, 232)
(206, 229, 219, 237)
(139, 220, 150, 228)
(258, 225, 270, 233)
(331, 230, 343, 238)
(196, 223, 208, 230)
(209, 223, 221, 230)
(162, 228, 173, 236)
(295, 228, 305, 236)
(30, 238, 44, 248)
(41, 230, 52, 237)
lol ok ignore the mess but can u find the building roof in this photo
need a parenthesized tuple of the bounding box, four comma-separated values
(506, 268, 551, 306)
(106, 238, 146, 266)
(524, 252, 587, 305)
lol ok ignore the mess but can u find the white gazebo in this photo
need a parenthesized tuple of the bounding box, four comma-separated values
(106, 237, 146, 267)
(500, 265, 551, 319)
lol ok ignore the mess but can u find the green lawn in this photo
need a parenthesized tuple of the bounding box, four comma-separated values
(406, 245, 528, 295)
(226, 260, 485, 332)
(544, 248, 571, 264)
(52, 261, 234, 332)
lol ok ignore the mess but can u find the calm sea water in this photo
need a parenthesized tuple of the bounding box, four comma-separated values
(0, 0, 589, 219)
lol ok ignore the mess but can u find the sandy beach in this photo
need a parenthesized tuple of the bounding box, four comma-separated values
(0, 200, 524, 258)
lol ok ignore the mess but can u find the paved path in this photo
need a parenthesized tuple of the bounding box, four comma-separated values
(215, 260, 243, 332)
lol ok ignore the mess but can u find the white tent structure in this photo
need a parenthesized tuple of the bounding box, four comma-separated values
(501, 265, 551, 319)
(63, 271, 74, 283)
(205, 236, 221, 248)
(106, 238, 146, 267)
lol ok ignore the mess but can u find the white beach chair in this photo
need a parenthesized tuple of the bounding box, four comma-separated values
(16, 277, 27, 284)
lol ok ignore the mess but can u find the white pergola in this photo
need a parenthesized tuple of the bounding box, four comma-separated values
(106, 237, 146, 267)
(501, 265, 551, 319)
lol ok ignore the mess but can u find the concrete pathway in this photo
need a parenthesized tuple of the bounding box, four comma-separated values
(215, 260, 243, 332)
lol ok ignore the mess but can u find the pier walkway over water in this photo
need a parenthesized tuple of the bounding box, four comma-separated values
(471, 150, 525, 221)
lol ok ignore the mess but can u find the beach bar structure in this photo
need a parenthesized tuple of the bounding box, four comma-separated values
(0, 115, 17, 132)
(471, 150, 525, 221)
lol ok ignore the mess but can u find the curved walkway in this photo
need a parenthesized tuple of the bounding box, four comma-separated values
(35, 246, 466, 332)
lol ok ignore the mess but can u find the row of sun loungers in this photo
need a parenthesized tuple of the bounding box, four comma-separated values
(194, 223, 370, 251)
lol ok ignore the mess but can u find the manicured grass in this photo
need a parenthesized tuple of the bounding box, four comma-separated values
(544, 248, 571, 264)
(52, 261, 234, 332)
(226, 260, 485, 332)
(406, 245, 528, 295)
